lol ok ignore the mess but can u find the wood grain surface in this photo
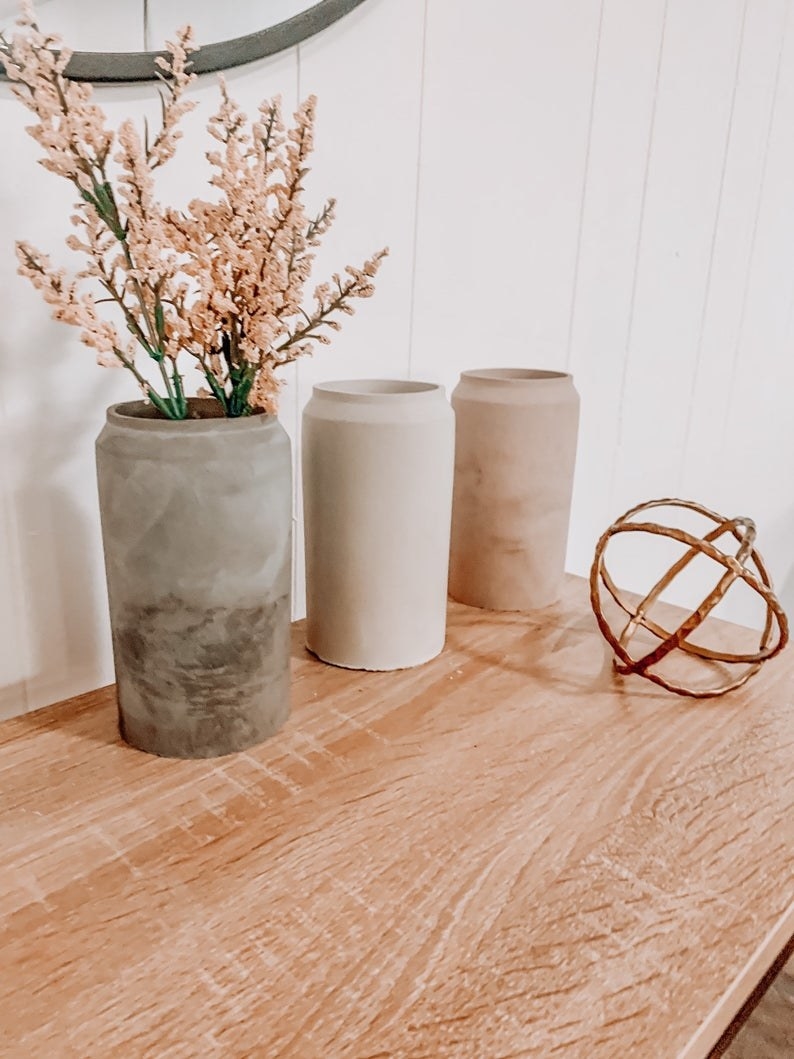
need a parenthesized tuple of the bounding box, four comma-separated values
(1, 576, 792, 1058)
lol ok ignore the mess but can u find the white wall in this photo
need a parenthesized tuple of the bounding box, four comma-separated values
(2, 0, 794, 719)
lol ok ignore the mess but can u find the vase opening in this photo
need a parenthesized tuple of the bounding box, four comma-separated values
(312, 379, 445, 403)
(461, 368, 571, 383)
(107, 398, 276, 432)
(113, 397, 261, 421)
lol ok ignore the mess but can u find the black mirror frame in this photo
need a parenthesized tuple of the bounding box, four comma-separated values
(0, 0, 366, 83)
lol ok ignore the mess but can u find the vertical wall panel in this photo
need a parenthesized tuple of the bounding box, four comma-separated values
(0, 87, 142, 713)
(412, 0, 603, 395)
(291, 0, 426, 617)
(677, 0, 793, 625)
(0, 391, 27, 720)
(610, 0, 747, 516)
(710, 0, 794, 621)
(587, 0, 758, 614)
(680, 0, 789, 508)
(567, 0, 668, 575)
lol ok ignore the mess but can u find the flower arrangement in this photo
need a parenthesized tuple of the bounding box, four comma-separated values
(0, 7, 388, 419)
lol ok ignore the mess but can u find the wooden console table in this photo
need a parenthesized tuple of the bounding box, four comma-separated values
(1, 576, 792, 1057)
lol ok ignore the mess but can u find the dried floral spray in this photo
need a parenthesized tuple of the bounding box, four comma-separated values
(1, 6, 388, 418)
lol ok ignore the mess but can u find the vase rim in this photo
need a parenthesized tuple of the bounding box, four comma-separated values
(106, 398, 278, 432)
(460, 368, 572, 383)
(312, 379, 445, 403)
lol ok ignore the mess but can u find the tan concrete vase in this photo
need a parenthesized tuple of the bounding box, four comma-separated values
(95, 399, 292, 758)
(302, 380, 455, 670)
(448, 369, 580, 611)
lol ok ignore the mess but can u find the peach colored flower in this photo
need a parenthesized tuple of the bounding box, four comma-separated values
(1, 8, 388, 419)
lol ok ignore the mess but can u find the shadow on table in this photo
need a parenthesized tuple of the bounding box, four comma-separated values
(2, 682, 121, 750)
(443, 600, 753, 709)
(4, 634, 325, 754)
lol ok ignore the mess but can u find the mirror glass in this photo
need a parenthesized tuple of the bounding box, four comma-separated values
(0, 1, 362, 80)
(0, 0, 143, 51)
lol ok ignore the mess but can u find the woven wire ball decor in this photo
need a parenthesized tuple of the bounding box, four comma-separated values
(589, 498, 789, 698)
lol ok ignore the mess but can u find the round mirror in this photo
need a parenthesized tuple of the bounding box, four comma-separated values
(0, 0, 367, 82)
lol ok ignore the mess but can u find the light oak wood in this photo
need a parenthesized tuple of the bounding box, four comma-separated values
(1, 576, 792, 1057)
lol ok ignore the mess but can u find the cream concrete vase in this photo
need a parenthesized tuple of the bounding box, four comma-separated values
(302, 380, 455, 670)
(96, 400, 292, 759)
(449, 369, 580, 611)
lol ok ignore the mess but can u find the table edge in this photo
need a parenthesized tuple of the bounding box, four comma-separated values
(680, 904, 794, 1058)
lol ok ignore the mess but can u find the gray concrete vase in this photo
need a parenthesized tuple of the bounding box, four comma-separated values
(302, 380, 455, 670)
(449, 369, 580, 611)
(96, 399, 292, 758)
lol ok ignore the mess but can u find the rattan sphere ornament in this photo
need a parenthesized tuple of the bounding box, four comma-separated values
(589, 498, 788, 698)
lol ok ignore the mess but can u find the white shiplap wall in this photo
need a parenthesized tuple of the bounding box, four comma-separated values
(1, 0, 793, 719)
